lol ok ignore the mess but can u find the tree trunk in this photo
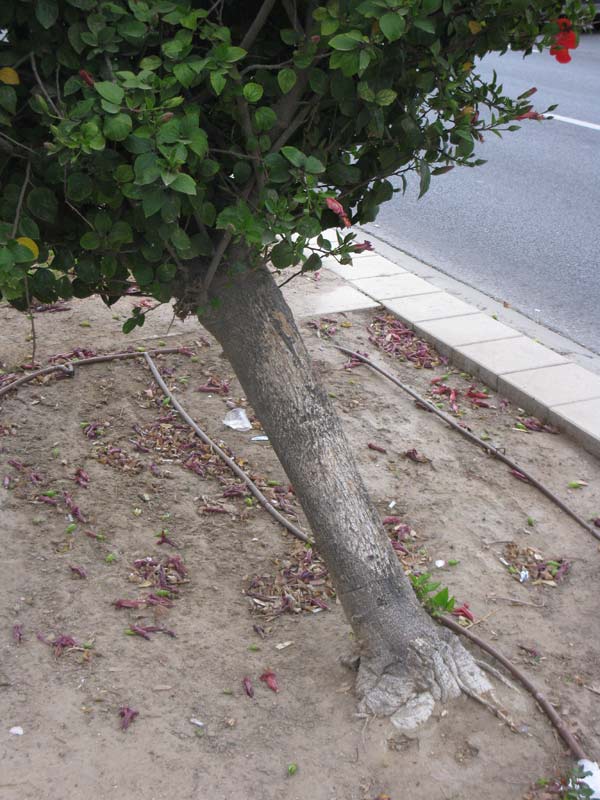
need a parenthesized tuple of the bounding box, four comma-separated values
(189, 262, 490, 729)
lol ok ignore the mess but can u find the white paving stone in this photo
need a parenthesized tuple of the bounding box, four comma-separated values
(416, 313, 520, 348)
(286, 284, 379, 317)
(549, 398, 600, 458)
(383, 293, 480, 323)
(350, 273, 437, 300)
(326, 256, 407, 281)
(454, 337, 568, 389)
(498, 363, 600, 416)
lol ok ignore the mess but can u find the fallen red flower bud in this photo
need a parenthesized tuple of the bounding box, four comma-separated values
(166, 555, 187, 576)
(383, 516, 403, 525)
(367, 442, 387, 453)
(12, 624, 23, 643)
(510, 468, 530, 483)
(119, 706, 138, 730)
(69, 564, 87, 579)
(260, 670, 279, 693)
(404, 449, 429, 463)
(353, 240, 374, 252)
(593, 518, 600, 529)
(467, 386, 489, 400)
(73, 468, 90, 488)
(242, 677, 254, 698)
(114, 598, 146, 609)
(156, 530, 178, 547)
(129, 625, 152, 640)
(146, 593, 174, 607)
(36, 495, 58, 506)
(451, 603, 475, 622)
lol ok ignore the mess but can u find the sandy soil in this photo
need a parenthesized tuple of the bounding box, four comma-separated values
(1, 287, 599, 800)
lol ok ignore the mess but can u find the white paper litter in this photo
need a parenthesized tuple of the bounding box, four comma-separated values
(222, 408, 252, 431)
(9, 726, 23, 736)
(578, 760, 600, 799)
(435, 560, 445, 569)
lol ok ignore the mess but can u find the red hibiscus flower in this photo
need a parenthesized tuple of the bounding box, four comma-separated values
(325, 196, 352, 228)
(550, 17, 577, 64)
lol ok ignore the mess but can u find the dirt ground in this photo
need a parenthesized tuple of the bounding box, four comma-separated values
(1, 284, 600, 800)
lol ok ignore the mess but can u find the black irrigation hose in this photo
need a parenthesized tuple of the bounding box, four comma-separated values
(143, 353, 312, 545)
(0, 347, 192, 400)
(440, 615, 588, 760)
(334, 344, 600, 545)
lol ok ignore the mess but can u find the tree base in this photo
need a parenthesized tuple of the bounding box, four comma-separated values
(353, 628, 492, 731)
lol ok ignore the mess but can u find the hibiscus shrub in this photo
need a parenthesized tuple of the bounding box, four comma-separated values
(0, 0, 590, 324)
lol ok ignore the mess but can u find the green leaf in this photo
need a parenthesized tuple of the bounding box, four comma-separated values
(422, 0, 442, 13)
(0, 85, 17, 115)
(36, 0, 59, 29)
(281, 146, 305, 168)
(243, 82, 264, 103)
(413, 18, 436, 33)
(157, 262, 177, 282)
(308, 68, 328, 95)
(277, 68, 297, 94)
(173, 62, 198, 88)
(304, 156, 325, 174)
(140, 55, 162, 70)
(210, 71, 226, 96)
(134, 153, 161, 185)
(270, 240, 296, 269)
(95, 81, 124, 106)
(418, 161, 431, 198)
(188, 128, 208, 158)
(108, 221, 133, 246)
(142, 188, 164, 217)
(171, 227, 190, 251)
(26, 187, 57, 223)
(118, 18, 147, 38)
(254, 106, 277, 132)
(103, 112, 132, 141)
(379, 13, 406, 41)
(329, 32, 363, 51)
(222, 46, 246, 62)
(169, 173, 196, 195)
(375, 89, 397, 106)
(303, 253, 322, 272)
(80, 231, 101, 250)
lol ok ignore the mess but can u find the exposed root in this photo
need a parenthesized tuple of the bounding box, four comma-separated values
(355, 629, 493, 732)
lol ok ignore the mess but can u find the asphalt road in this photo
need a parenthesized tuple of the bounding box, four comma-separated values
(363, 34, 600, 353)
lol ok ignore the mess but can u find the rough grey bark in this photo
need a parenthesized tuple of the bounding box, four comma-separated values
(187, 263, 490, 726)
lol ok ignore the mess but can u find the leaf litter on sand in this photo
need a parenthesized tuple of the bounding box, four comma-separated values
(501, 543, 571, 586)
(245, 520, 430, 620)
(368, 314, 445, 370)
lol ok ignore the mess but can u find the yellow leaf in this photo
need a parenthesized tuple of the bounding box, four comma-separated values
(468, 20, 482, 34)
(16, 237, 39, 259)
(461, 61, 473, 72)
(0, 67, 20, 85)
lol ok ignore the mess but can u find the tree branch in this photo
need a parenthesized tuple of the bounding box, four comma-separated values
(203, 231, 233, 294)
(11, 160, 31, 238)
(12, 161, 37, 363)
(240, 0, 277, 51)
(30, 53, 62, 118)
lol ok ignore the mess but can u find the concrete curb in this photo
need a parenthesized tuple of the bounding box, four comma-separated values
(320, 244, 600, 460)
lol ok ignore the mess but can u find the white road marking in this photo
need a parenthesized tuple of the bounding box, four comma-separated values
(550, 114, 600, 131)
